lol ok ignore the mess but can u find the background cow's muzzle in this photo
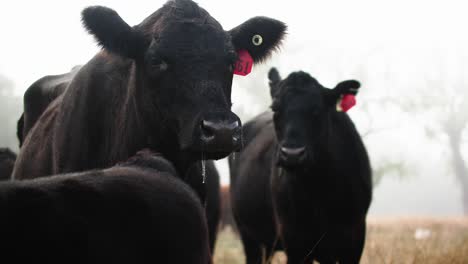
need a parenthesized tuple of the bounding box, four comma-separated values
(277, 145, 308, 168)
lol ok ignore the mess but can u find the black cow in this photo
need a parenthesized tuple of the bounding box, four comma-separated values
(0, 148, 16, 180)
(16, 69, 223, 253)
(230, 68, 373, 263)
(13, 0, 286, 180)
(17, 66, 81, 147)
(0, 150, 211, 264)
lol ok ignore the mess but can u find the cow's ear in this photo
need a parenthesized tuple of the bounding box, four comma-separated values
(334, 80, 360, 96)
(229, 17, 287, 63)
(268, 67, 282, 98)
(324, 80, 360, 105)
(82, 6, 147, 60)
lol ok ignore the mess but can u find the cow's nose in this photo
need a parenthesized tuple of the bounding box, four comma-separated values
(200, 119, 242, 151)
(279, 146, 307, 165)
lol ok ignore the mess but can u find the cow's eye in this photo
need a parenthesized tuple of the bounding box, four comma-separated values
(146, 56, 168, 78)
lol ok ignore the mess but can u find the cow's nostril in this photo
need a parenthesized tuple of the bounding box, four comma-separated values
(201, 120, 216, 139)
(232, 135, 241, 145)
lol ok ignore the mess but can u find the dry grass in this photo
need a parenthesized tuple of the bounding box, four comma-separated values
(213, 217, 468, 264)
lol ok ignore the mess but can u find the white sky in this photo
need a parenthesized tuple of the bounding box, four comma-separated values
(0, 0, 467, 215)
(1, 0, 467, 95)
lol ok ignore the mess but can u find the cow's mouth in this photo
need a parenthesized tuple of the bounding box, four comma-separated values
(189, 149, 238, 161)
(204, 151, 234, 160)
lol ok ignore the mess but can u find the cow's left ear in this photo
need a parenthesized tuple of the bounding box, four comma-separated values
(82, 6, 148, 60)
(324, 80, 361, 110)
(229, 17, 287, 63)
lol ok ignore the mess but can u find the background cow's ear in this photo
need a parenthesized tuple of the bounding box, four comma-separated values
(324, 80, 361, 106)
(82, 6, 148, 60)
(229, 17, 287, 63)
(268, 67, 282, 98)
(334, 80, 360, 96)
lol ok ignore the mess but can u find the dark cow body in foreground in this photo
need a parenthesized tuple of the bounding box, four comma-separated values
(0, 148, 16, 180)
(13, 0, 286, 182)
(230, 69, 372, 263)
(0, 150, 211, 264)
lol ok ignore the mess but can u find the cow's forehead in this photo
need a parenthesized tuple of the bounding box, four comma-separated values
(280, 73, 321, 96)
(156, 22, 232, 58)
(277, 73, 324, 108)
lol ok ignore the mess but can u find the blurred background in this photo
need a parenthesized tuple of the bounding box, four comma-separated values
(1, 0, 466, 216)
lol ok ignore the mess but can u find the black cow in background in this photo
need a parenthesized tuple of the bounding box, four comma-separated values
(230, 68, 372, 263)
(0, 148, 16, 180)
(17, 66, 81, 147)
(0, 150, 211, 264)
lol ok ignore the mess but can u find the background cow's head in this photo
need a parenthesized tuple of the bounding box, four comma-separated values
(268, 68, 360, 169)
(81, 0, 286, 160)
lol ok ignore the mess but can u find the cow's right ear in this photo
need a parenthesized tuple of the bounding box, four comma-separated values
(82, 6, 148, 60)
(268, 67, 282, 98)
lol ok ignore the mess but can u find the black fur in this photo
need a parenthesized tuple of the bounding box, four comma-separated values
(0, 148, 16, 180)
(0, 151, 211, 264)
(230, 69, 372, 263)
(229, 17, 287, 63)
(16, 114, 23, 146)
(268, 67, 281, 97)
(81, 6, 148, 60)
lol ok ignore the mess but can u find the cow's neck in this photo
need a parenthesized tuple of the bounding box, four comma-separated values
(104, 64, 149, 166)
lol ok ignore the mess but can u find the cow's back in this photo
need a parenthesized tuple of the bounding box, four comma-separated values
(1, 166, 211, 264)
(20, 67, 80, 145)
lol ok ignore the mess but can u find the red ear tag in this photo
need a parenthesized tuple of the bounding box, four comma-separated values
(338, 94, 356, 112)
(233, 50, 253, 76)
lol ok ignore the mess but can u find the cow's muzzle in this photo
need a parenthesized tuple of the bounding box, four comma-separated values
(277, 145, 307, 167)
(198, 112, 242, 155)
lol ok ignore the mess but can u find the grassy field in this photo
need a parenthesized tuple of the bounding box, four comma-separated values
(213, 217, 468, 264)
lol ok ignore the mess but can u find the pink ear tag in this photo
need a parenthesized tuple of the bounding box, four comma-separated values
(233, 50, 253, 76)
(337, 94, 356, 112)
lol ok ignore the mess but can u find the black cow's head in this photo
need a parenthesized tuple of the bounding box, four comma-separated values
(81, 0, 286, 160)
(269, 68, 360, 169)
